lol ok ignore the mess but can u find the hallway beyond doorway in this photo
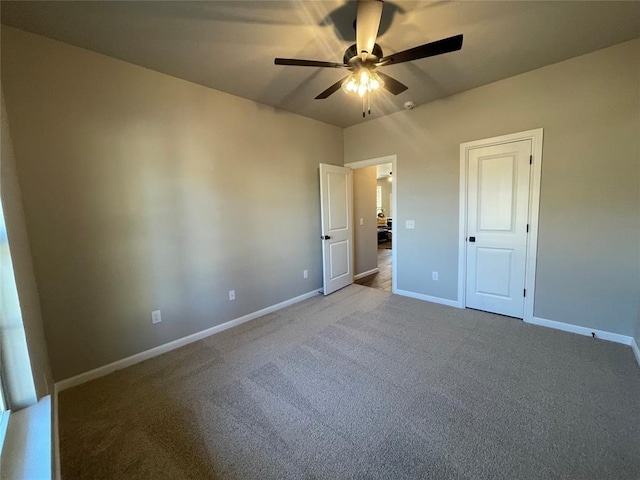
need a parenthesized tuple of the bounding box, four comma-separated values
(355, 246, 392, 292)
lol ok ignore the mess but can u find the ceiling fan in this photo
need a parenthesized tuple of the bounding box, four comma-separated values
(274, 0, 463, 117)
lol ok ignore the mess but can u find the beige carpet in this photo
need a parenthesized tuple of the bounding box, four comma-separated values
(59, 284, 640, 479)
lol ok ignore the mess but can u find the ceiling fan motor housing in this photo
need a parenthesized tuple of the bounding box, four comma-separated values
(344, 43, 383, 65)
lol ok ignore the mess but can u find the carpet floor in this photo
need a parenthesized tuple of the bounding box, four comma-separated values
(59, 285, 640, 479)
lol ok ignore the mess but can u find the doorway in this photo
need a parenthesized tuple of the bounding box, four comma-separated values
(458, 129, 543, 321)
(346, 155, 397, 294)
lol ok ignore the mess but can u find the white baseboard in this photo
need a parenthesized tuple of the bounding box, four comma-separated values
(394, 288, 461, 308)
(631, 338, 640, 368)
(55, 289, 320, 392)
(354, 268, 379, 280)
(527, 316, 634, 346)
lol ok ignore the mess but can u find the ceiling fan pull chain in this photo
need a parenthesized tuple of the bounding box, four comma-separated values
(367, 91, 371, 116)
(362, 95, 366, 118)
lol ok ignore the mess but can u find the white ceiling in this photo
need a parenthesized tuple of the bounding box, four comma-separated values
(2, 1, 639, 128)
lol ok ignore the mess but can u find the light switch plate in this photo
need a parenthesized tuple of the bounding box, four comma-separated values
(406, 220, 415, 229)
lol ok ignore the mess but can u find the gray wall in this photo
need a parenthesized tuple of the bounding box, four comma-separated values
(636, 295, 640, 348)
(345, 39, 640, 337)
(1, 27, 343, 381)
(1, 89, 52, 401)
(353, 166, 377, 276)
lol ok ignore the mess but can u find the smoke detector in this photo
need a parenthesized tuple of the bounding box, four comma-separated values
(403, 101, 416, 110)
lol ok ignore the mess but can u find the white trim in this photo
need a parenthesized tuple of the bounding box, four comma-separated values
(526, 316, 634, 345)
(53, 385, 61, 480)
(55, 290, 319, 392)
(394, 289, 460, 308)
(0, 396, 51, 480)
(458, 128, 544, 320)
(344, 155, 396, 169)
(0, 409, 9, 452)
(345, 154, 398, 294)
(630, 338, 640, 367)
(354, 268, 379, 280)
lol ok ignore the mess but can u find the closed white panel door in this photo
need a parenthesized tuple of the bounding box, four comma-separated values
(319, 164, 353, 295)
(466, 140, 531, 317)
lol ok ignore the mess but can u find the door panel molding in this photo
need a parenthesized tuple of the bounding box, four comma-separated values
(458, 129, 544, 322)
(320, 164, 354, 295)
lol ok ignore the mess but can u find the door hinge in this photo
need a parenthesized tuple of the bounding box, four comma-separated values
(529, 155, 533, 165)
(523, 288, 526, 297)
(526, 224, 529, 233)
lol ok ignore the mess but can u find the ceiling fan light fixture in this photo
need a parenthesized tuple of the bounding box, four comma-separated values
(341, 69, 384, 98)
(275, 0, 463, 116)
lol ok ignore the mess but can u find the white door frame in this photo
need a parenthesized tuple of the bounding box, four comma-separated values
(345, 154, 398, 294)
(458, 129, 543, 321)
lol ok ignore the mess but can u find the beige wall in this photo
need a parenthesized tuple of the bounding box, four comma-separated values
(1, 27, 343, 381)
(1, 89, 52, 401)
(345, 39, 640, 336)
(353, 166, 377, 276)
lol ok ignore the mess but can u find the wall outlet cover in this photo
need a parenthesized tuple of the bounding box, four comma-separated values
(151, 310, 161, 324)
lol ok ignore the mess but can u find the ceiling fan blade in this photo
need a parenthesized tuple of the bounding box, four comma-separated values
(356, 0, 383, 59)
(275, 58, 347, 68)
(377, 34, 463, 67)
(376, 72, 408, 95)
(315, 76, 349, 99)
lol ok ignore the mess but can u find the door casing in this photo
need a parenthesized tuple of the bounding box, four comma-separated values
(458, 129, 543, 322)
(345, 154, 398, 294)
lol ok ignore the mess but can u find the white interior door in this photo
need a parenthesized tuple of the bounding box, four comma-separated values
(319, 164, 353, 295)
(465, 140, 532, 318)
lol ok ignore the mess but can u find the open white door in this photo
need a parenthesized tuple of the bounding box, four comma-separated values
(465, 140, 532, 318)
(319, 164, 354, 295)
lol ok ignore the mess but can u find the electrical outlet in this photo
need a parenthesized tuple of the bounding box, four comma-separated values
(359, 218, 364, 226)
(151, 310, 161, 324)
(303, 269, 309, 279)
(229, 290, 236, 301)
(432, 272, 439, 281)
(406, 220, 415, 229)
